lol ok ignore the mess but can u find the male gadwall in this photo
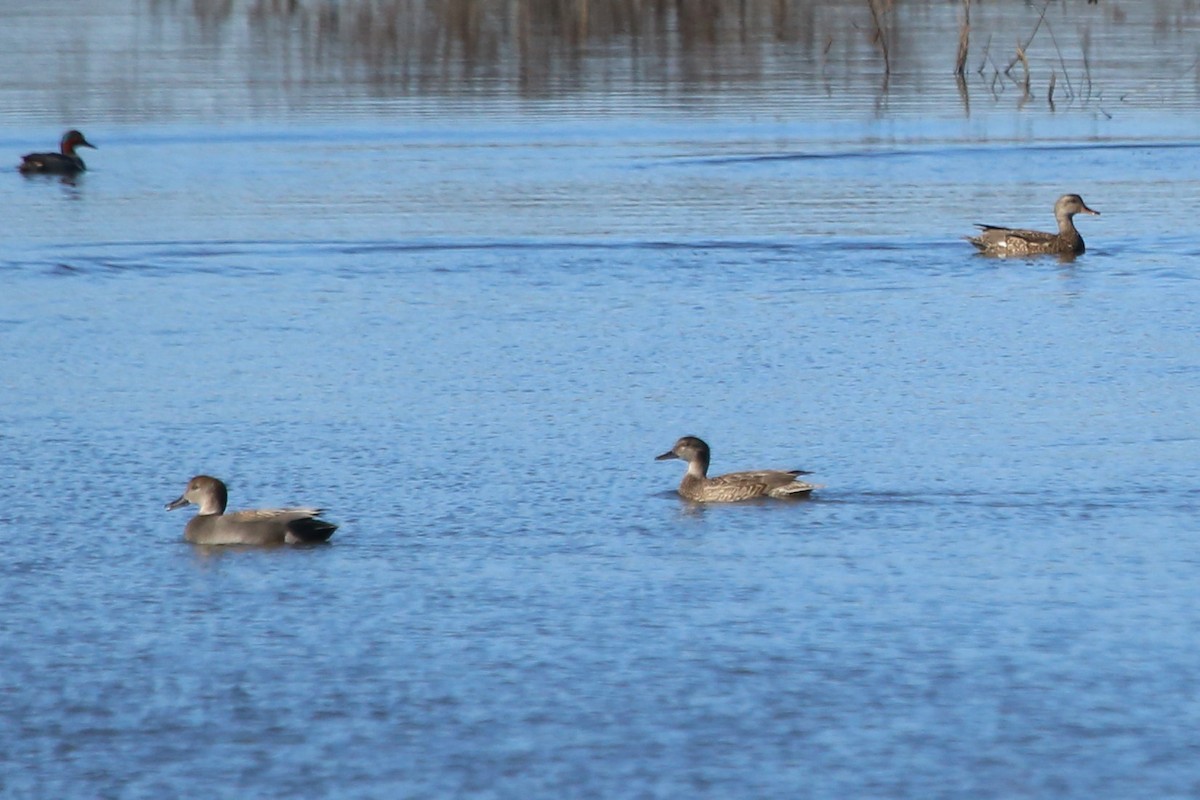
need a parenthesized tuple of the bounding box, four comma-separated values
(165, 475, 337, 545)
(655, 436, 818, 503)
(19, 130, 96, 175)
(967, 194, 1099, 256)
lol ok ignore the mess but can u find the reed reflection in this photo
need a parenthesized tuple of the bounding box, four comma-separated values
(164, 0, 1200, 111)
(179, 0, 888, 97)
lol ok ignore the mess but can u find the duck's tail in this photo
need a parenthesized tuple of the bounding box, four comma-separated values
(284, 517, 338, 543)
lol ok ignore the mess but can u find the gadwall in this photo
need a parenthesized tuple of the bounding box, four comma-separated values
(655, 436, 817, 503)
(165, 475, 337, 545)
(19, 130, 96, 175)
(967, 194, 1099, 256)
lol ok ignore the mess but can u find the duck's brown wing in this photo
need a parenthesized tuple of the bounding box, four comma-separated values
(19, 153, 53, 172)
(968, 225, 1056, 254)
(227, 508, 336, 542)
(1000, 228, 1057, 245)
(225, 507, 327, 523)
(196, 508, 336, 545)
(705, 470, 815, 501)
(19, 152, 82, 173)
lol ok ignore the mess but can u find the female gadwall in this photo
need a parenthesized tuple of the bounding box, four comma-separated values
(967, 194, 1099, 256)
(655, 436, 817, 503)
(165, 475, 337, 545)
(19, 130, 96, 175)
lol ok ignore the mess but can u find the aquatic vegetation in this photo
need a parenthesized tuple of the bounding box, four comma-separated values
(164, 0, 1200, 112)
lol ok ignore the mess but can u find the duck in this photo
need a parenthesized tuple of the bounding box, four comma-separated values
(967, 194, 1099, 256)
(18, 130, 96, 174)
(165, 475, 337, 545)
(655, 436, 817, 503)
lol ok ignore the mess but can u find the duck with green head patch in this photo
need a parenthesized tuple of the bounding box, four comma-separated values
(19, 130, 96, 175)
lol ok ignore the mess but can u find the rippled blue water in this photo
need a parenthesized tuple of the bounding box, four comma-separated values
(5, 1, 1200, 798)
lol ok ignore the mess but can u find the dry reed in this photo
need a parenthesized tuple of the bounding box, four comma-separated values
(1004, 1, 1048, 76)
(169, 0, 1145, 106)
(1015, 43, 1030, 98)
(866, 0, 890, 75)
(954, 0, 970, 77)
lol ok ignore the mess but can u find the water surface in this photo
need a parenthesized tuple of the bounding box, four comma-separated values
(4, 1, 1200, 798)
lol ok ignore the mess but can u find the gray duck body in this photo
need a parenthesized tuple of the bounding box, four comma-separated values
(165, 475, 337, 545)
(655, 436, 817, 503)
(967, 194, 1099, 256)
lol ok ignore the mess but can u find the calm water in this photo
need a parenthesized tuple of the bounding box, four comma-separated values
(4, 1, 1200, 797)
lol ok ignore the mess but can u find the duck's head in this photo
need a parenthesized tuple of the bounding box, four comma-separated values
(166, 475, 228, 515)
(61, 130, 96, 155)
(656, 436, 712, 473)
(1055, 194, 1099, 219)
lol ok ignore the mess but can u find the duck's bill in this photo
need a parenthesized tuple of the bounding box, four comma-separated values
(654, 451, 679, 461)
(165, 495, 190, 511)
(1083, 205, 1099, 215)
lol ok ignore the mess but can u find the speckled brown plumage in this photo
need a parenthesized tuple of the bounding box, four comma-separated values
(655, 436, 817, 503)
(967, 194, 1099, 256)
